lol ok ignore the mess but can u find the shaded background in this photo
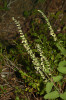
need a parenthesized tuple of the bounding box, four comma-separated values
(0, 0, 66, 43)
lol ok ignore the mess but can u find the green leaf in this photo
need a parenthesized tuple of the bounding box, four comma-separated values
(29, 88, 33, 92)
(45, 69, 50, 74)
(25, 87, 29, 91)
(44, 91, 59, 99)
(57, 67, 66, 74)
(59, 60, 66, 67)
(52, 75, 63, 82)
(63, 26, 66, 31)
(56, 42, 66, 56)
(57, 60, 66, 74)
(46, 82, 53, 93)
(33, 33, 38, 36)
(60, 92, 66, 100)
(0, 85, 4, 90)
(40, 34, 44, 39)
(34, 39, 40, 43)
(32, 84, 36, 89)
(15, 96, 20, 100)
(28, 82, 33, 86)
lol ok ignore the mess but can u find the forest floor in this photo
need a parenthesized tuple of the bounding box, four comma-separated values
(0, 0, 66, 100)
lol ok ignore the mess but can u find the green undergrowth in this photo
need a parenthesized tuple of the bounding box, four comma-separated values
(0, 0, 9, 10)
(0, 10, 66, 100)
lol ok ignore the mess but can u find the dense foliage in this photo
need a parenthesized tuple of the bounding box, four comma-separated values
(0, 9, 66, 100)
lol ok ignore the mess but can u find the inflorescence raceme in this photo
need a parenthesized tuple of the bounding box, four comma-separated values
(38, 10, 57, 41)
(12, 10, 57, 80)
(12, 17, 48, 80)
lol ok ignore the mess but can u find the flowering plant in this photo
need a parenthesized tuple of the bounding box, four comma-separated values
(12, 10, 66, 99)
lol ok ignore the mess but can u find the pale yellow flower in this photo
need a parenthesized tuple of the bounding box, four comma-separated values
(12, 17, 46, 80)
(38, 10, 57, 41)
